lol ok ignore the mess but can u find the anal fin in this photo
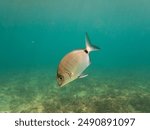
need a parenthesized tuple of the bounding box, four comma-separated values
(78, 74, 88, 79)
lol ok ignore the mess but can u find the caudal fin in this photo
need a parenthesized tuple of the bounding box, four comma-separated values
(85, 32, 100, 53)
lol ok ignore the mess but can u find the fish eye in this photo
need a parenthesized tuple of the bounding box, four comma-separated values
(59, 76, 63, 80)
(58, 74, 64, 81)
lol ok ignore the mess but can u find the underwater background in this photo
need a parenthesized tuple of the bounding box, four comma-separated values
(0, 0, 150, 112)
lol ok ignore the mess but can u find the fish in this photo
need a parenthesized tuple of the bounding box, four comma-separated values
(57, 32, 100, 87)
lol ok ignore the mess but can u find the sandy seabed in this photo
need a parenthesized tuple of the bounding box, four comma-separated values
(0, 69, 150, 113)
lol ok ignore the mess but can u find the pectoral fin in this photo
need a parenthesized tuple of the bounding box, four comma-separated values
(78, 74, 88, 79)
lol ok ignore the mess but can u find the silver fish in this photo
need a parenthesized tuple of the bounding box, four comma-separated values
(57, 32, 100, 87)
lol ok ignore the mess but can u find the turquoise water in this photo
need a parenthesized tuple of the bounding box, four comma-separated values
(0, 0, 150, 112)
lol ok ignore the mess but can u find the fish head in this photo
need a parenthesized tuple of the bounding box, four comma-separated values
(57, 71, 72, 87)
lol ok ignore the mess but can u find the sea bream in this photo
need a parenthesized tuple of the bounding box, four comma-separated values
(57, 32, 100, 87)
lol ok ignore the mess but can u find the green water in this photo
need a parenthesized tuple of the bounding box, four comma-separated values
(0, 0, 150, 112)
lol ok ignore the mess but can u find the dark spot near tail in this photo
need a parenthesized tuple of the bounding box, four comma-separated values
(84, 49, 88, 54)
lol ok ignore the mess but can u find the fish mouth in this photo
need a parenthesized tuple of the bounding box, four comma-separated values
(57, 81, 66, 87)
(58, 83, 62, 87)
(58, 84, 65, 88)
(59, 85, 64, 87)
(57, 81, 62, 87)
(57, 80, 63, 87)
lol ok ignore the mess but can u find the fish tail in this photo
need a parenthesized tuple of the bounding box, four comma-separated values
(85, 32, 100, 53)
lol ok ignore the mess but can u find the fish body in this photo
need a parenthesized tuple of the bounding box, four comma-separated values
(57, 32, 100, 87)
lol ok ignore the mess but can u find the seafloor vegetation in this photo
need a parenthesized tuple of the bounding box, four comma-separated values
(0, 69, 150, 113)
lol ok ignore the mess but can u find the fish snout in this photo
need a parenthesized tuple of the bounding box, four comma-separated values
(57, 80, 63, 87)
(57, 73, 64, 87)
